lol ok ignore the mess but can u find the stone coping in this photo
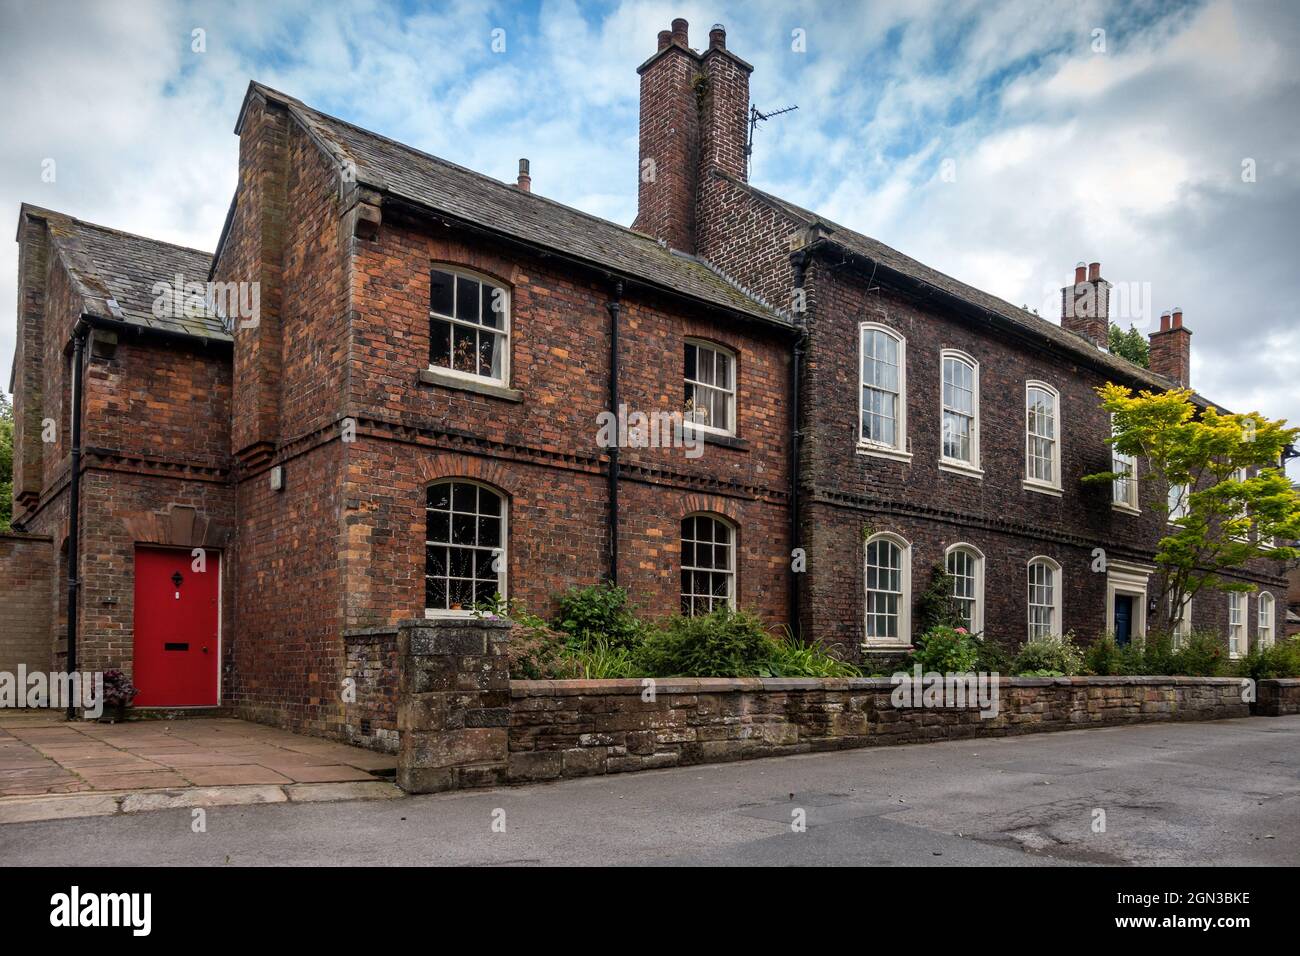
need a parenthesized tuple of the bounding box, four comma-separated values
(509, 674, 1251, 697)
(1264, 678, 1300, 687)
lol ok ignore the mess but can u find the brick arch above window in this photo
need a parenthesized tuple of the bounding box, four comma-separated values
(424, 235, 525, 288)
(416, 454, 520, 498)
(678, 493, 742, 522)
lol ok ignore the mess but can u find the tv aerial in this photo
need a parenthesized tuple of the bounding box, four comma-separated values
(746, 104, 798, 175)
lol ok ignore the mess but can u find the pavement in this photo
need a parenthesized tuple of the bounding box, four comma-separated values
(3, 715, 1297, 866)
(0, 714, 400, 823)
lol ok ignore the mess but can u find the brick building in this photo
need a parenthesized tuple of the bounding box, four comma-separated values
(4, 20, 1287, 748)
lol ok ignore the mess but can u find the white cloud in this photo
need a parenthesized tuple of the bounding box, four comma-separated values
(2, 0, 1297, 477)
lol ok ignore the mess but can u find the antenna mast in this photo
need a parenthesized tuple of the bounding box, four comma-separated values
(745, 104, 798, 176)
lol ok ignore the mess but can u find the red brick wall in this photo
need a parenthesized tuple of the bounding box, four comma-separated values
(339, 213, 792, 629)
(633, 43, 700, 252)
(12, 214, 50, 504)
(0, 533, 55, 675)
(212, 97, 353, 737)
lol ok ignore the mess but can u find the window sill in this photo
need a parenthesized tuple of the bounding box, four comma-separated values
(856, 443, 912, 463)
(939, 459, 983, 478)
(1111, 502, 1141, 516)
(424, 608, 479, 619)
(419, 367, 523, 402)
(1022, 479, 1063, 497)
(681, 424, 748, 451)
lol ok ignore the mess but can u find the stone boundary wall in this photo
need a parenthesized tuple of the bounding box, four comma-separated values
(394, 619, 1280, 793)
(1256, 678, 1300, 716)
(0, 532, 54, 677)
(504, 675, 1250, 783)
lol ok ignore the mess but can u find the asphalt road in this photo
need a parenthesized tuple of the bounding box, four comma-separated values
(3, 716, 1298, 866)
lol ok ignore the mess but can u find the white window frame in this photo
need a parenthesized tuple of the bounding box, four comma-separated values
(683, 339, 737, 438)
(857, 322, 910, 462)
(1023, 381, 1062, 495)
(1228, 591, 1246, 658)
(939, 350, 982, 477)
(944, 543, 985, 635)
(1170, 593, 1193, 647)
(681, 513, 736, 616)
(428, 265, 511, 386)
(1258, 592, 1275, 649)
(1111, 415, 1139, 513)
(1230, 467, 1251, 542)
(424, 479, 508, 619)
(1027, 556, 1063, 641)
(863, 532, 912, 646)
(1167, 482, 1189, 523)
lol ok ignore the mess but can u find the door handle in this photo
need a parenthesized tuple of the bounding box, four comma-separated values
(202, 646, 209, 654)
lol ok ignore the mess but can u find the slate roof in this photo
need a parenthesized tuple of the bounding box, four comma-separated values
(21, 204, 228, 342)
(244, 83, 790, 328)
(721, 174, 1221, 403)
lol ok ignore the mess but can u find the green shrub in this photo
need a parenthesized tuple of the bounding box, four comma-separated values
(1012, 632, 1084, 677)
(1140, 632, 1178, 675)
(1236, 636, 1300, 681)
(554, 584, 645, 650)
(1085, 630, 1230, 677)
(765, 630, 861, 677)
(504, 605, 582, 680)
(564, 639, 639, 679)
(974, 638, 1011, 674)
(910, 625, 980, 673)
(634, 608, 776, 677)
(1171, 630, 1230, 677)
(1084, 634, 1125, 676)
(915, 563, 965, 634)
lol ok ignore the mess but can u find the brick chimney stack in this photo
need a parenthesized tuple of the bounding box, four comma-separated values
(515, 158, 531, 193)
(633, 19, 752, 253)
(1149, 306, 1192, 387)
(1060, 259, 1110, 348)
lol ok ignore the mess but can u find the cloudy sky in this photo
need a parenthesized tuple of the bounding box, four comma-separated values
(1, 0, 1297, 475)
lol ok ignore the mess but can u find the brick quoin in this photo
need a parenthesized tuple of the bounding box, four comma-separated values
(3, 20, 1286, 752)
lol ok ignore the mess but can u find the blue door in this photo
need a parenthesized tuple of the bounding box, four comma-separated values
(1114, 595, 1134, 646)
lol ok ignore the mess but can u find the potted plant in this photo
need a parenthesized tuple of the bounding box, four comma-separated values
(99, 669, 138, 723)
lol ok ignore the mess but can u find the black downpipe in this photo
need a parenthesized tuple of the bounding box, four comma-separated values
(606, 281, 624, 585)
(788, 252, 809, 640)
(65, 323, 87, 718)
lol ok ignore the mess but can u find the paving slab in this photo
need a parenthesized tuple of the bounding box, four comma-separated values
(0, 715, 395, 800)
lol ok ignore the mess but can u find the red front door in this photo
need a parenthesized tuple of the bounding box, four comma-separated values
(132, 547, 220, 707)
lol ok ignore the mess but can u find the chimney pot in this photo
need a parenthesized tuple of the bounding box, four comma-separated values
(657, 29, 672, 51)
(1074, 261, 1087, 284)
(1088, 261, 1101, 282)
(516, 158, 531, 192)
(671, 18, 688, 46)
(1150, 308, 1192, 386)
(709, 24, 726, 50)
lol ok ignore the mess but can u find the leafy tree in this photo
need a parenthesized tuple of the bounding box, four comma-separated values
(1085, 384, 1300, 635)
(0, 393, 13, 532)
(1108, 322, 1150, 368)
